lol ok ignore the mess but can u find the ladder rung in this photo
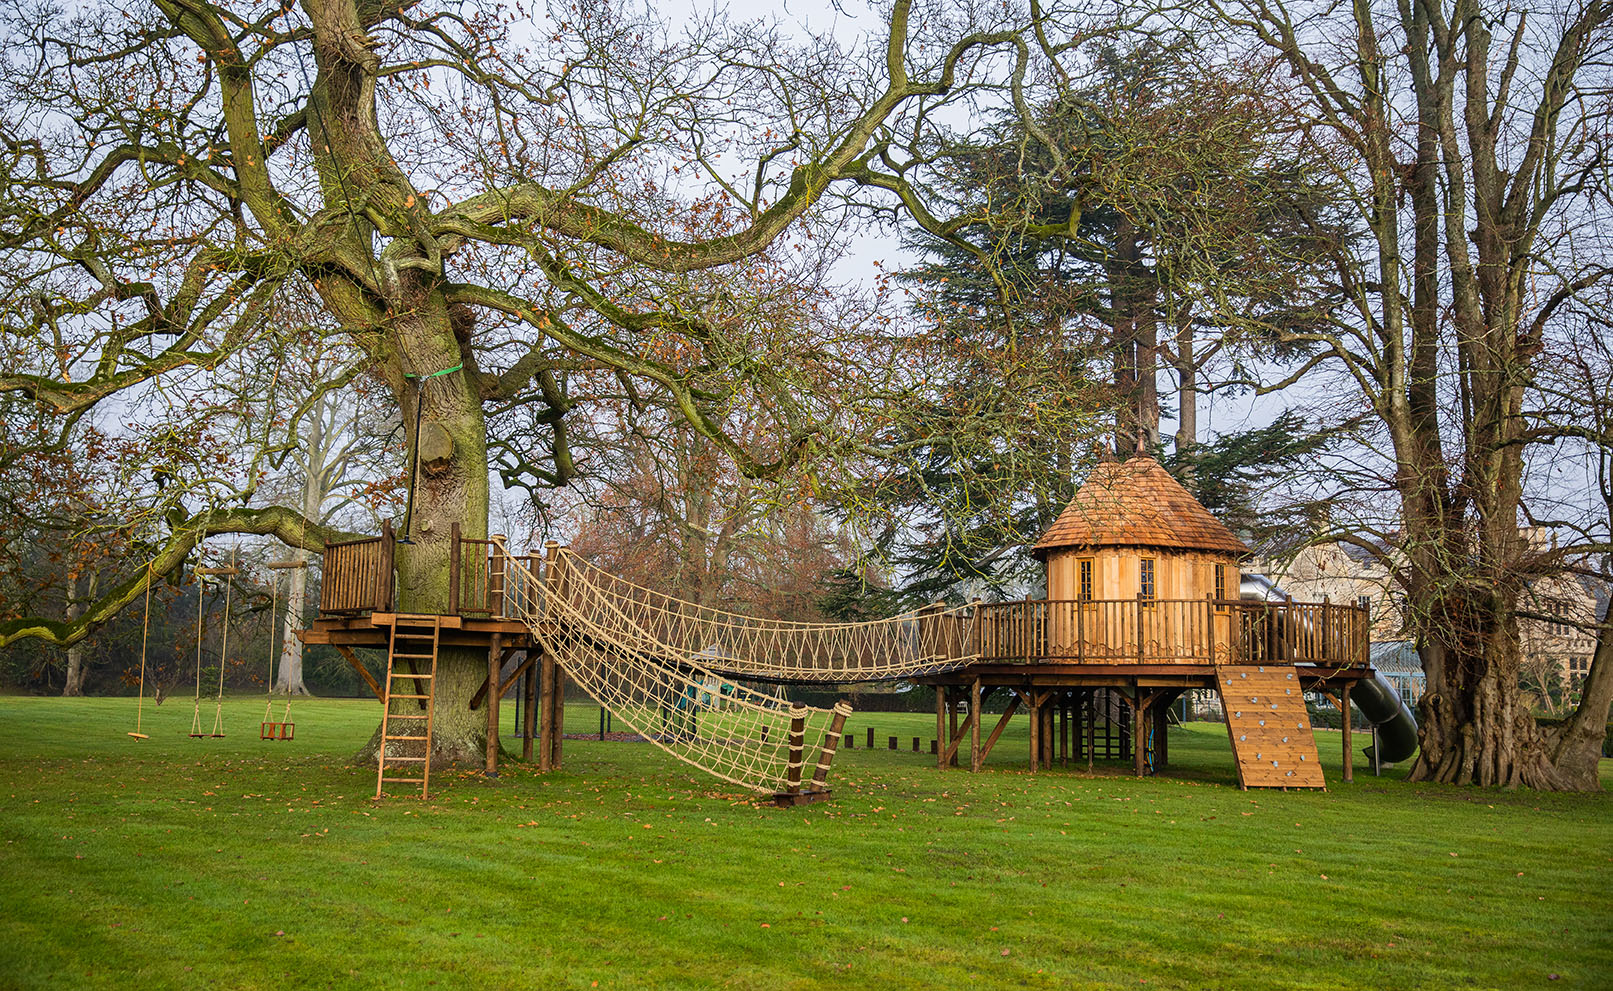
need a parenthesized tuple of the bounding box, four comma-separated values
(389, 694, 431, 699)
(389, 672, 434, 678)
(388, 713, 429, 719)
(391, 653, 436, 659)
(381, 777, 426, 784)
(384, 735, 428, 741)
(383, 756, 429, 762)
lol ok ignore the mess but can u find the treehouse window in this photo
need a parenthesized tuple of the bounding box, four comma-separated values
(1078, 559, 1093, 601)
(1213, 563, 1227, 608)
(1140, 559, 1155, 603)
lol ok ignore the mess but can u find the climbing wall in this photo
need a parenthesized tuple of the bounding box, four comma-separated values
(1217, 665, 1325, 789)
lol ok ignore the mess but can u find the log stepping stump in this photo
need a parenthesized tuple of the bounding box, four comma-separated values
(1217, 665, 1325, 790)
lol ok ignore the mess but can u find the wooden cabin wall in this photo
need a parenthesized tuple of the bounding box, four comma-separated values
(1042, 548, 1241, 662)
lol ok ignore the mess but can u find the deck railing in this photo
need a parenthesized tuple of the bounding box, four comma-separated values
(315, 529, 1367, 671)
(318, 521, 395, 614)
(975, 596, 1367, 667)
(448, 525, 542, 616)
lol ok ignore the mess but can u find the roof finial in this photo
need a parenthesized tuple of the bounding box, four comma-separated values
(1134, 430, 1146, 457)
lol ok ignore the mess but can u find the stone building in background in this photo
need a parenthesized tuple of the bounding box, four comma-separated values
(1250, 529, 1606, 708)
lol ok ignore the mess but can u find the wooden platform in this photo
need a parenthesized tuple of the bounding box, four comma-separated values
(1218, 665, 1325, 789)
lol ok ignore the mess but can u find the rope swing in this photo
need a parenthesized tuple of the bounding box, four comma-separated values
(190, 546, 238, 739)
(127, 561, 152, 740)
(260, 558, 305, 740)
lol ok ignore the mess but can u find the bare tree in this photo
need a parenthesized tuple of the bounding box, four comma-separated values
(0, 0, 1128, 761)
(1212, 0, 1613, 787)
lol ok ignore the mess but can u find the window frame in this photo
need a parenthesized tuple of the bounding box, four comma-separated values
(1140, 557, 1156, 605)
(1077, 558, 1094, 602)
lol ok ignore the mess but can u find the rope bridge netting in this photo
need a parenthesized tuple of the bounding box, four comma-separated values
(491, 546, 978, 794)
(493, 549, 833, 794)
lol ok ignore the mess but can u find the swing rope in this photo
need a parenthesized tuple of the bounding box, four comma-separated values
(190, 563, 206, 737)
(263, 566, 279, 728)
(209, 546, 234, 738)
(128, 561, 152, 740)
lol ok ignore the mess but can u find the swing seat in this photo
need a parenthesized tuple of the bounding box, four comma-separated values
(261, 722, 295, 740)
(126, 732, 149, 740)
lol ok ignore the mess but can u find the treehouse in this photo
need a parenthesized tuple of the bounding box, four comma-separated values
(303, 459, 1389, 798)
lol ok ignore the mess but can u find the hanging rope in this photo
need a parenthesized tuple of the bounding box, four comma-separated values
(209, 546, 235, 738)
(128, 561, 152, 740)
(189, 562, 207, 738)
(262, 565, 280, 734)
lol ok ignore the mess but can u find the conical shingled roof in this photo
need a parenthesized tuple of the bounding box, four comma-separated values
(1033, 456, 1250, 558)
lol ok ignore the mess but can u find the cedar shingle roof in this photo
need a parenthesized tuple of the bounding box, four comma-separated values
(1033, 456, 1250, 558)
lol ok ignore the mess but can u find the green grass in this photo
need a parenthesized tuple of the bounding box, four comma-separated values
(1, 696, 1609, 990)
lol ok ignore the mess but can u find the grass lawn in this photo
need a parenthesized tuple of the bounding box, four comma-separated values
(1, 695, 1609, 990)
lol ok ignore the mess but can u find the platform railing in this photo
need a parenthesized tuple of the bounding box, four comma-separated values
(318, 521, 394, 614)
(975, 596, 1367, 667)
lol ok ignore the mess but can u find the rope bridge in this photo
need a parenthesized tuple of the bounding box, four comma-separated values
(490, 546, 978, 795)
(493, 549, 835, 794)
(541, 548, 980, 684)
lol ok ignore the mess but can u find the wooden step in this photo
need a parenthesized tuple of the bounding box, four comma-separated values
(389, 671, 434, 678)
(389, 693, 430, 700)
(384, 734, 428, 741)
(383, 756, 429, 763)
(381, 777, 426, 784)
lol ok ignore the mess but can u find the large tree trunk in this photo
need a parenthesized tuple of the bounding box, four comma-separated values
(1410, 601, 1576, 788)
(62, 572, 95, 696)
(274, 550, 311, 696)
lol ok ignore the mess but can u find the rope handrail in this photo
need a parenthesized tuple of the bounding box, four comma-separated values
(543, 548, 981, 683)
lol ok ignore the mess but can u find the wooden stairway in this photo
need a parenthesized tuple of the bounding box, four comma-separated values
(1217, 664, 1325, 790)
(375, 614, 441, 799)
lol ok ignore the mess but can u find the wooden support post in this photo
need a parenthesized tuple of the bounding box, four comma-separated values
(485, 633, 502, 776)
(1044, 700, 1055, 770)
(1133, 690, 1147, 778)
(448, 522, 461, 616)
(948, 696, 960, 767)
(1028, 690, 1040, 773)
(1341, 680, 1354, 783)
(977, 694, 1021, 766)
(538, 650, 556, 772)
(936, 685, 948, 771)
(809, 702, 852, 790)
(552, 666, 565, 769)
(522, 657, 537, 761)
(867, 726, 874, 749)
(786, 704, 807, 794)
(939, 705, 979, 767)
(970, 678, 983, 772)
(1086, 689, 1096, 773)
(1059, 696, 1068, 767)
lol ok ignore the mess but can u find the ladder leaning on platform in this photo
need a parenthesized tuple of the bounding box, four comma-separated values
(376, 614, 442, 799)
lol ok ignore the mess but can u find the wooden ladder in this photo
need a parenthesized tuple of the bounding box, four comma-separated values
(376, 614, 442, 800)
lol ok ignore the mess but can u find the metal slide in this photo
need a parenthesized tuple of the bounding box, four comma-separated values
(1241, 573, 1419, 764)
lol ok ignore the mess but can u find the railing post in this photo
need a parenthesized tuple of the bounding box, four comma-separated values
(809, 702, 852, 791)
(1077, 597, 1085, 663)
(449, 522, 461, 616)
(786, 704, 807, 793)
(1321, 595, 1331, 662)
(1136, 593, 1145, 665)
(489, 534, 507, 618)
(543, 541, 563, 621)
(379, 520, 395, 612)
